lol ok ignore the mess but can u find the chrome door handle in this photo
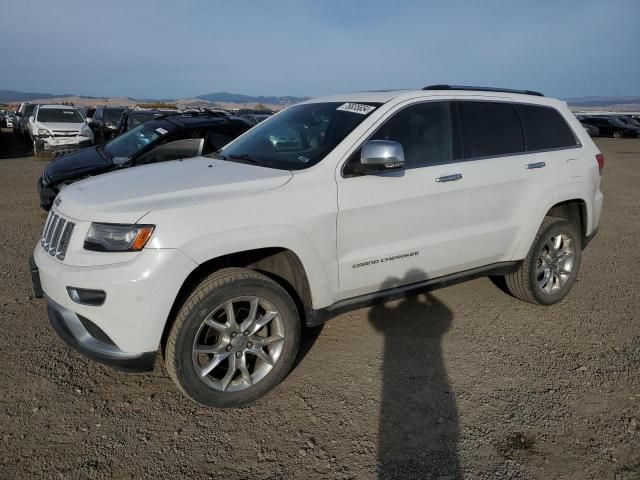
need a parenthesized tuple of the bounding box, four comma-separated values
(525, 161, 546, 169)
(436, 173, 462, 183)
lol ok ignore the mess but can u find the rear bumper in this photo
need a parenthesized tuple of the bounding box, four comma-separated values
(47, 296, 156, 372)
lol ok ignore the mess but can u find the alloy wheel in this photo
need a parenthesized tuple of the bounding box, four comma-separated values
(191, 296, 285, 392)
(536, 233, 575, 295)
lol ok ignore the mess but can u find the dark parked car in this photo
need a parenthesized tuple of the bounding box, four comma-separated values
(90, 107, 127, 143)
(240, 113, 272, 125)
(616, 115, 640, 128)
(579, 121, 600, 137)
(37, 113, 252, 210)
(583, 116, 640, 138)
(116, 109, 169, 136)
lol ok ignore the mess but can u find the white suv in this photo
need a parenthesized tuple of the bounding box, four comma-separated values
(31, 86, 603, 407)
(29, 104, 94, 155)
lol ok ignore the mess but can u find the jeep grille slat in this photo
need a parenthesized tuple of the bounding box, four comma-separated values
(49, 218, 66, 255)
(40, 210, 75, 261)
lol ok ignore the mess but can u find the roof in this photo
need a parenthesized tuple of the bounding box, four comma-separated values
(304, 88, 563, 108)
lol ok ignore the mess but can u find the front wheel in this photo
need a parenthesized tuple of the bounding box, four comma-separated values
(165, 268, 301, 408)
(504, 217, 582, 305)
(613, 130, 623, 139)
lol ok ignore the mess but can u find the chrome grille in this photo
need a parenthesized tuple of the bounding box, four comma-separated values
(40, 211, 75, 260)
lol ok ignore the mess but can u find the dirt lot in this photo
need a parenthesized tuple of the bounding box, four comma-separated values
(0, 133, 639, 480)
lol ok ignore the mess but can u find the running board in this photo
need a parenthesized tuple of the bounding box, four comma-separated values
(306, 261, 519, 326)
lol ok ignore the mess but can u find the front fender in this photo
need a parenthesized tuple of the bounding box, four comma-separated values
(176, 225, 335, 309)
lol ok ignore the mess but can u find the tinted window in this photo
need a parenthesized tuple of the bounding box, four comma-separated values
(516, 104, 577, 150)
(370, 101, 453, 168)
(459, 101, 524, 158)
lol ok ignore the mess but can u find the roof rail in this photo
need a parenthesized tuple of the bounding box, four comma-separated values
(422, 84, 544, 97)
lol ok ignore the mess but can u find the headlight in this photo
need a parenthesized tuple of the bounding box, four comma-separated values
(38, 129, 50, 137)
(79, 125, 92, 137)
(84, 223, 155, 252)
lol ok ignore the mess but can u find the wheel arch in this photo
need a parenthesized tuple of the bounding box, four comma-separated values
(514, 196, 590, 260)
(161, 247, 317, 351)
(546, 199, 588, 246)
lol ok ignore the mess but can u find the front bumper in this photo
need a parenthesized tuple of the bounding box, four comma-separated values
(35, 136, 93, 155)
(34, 243, 197, 354)
(37, 176, 57, 210)
(47, 296, 156, 372)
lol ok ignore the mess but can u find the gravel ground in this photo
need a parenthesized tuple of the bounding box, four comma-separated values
(0, 133, 639, 479)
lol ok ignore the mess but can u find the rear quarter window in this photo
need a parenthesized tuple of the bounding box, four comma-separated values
(515, 104, 578, 151)
(459, 101, 525, 158)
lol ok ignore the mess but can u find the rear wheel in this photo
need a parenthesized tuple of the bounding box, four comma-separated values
(504, 217, 582, 305)
(165, 268, 301, 407)
(613, 130, 623, 139)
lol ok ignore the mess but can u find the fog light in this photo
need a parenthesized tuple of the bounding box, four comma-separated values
(67, 287, 106, 306)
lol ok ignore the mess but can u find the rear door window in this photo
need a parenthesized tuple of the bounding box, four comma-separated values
(515, 104, 578, 151)
(459, 101, 524, 158)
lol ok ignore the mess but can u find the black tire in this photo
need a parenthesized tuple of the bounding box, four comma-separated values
(165, 267, 301, 408)
(613, 130, 623, 139)
(504, 217, 582, 305)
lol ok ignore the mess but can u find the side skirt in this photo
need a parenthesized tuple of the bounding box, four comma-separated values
(306, 261, 519, 326)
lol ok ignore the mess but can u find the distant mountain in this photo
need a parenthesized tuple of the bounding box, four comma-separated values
(196, 91, 307, 105)
(0, 89, 78, 102)
(566, 96, 640, 108)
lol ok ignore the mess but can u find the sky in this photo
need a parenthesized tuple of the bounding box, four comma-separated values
(1, 0, 639, 100)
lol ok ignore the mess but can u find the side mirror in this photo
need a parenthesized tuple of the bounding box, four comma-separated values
(353, 140, 405, 174)
(85, 117, 92, 124)
(29, 116, 35, 123)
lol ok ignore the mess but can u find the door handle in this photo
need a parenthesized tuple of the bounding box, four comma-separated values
(435, 173, 462, 183)
(525, 161, 546, 169)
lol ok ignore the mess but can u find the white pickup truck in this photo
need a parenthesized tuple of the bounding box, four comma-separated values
(32, 85, 603, 407)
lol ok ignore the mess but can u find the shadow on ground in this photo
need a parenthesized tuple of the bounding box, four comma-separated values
(369, 272, 460, 479)
(0, 131, 32, 159)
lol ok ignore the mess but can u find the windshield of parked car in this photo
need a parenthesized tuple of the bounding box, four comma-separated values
(131, 112, 161, 128)
(215, 102, 381, 170)
(37, 108, 83, 123)
(609, 118, 627, 127)
(104, 108, 126, 123)
(104, 122, 167, 160)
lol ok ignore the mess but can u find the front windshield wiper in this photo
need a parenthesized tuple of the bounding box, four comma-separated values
(227, 153, 260, 165)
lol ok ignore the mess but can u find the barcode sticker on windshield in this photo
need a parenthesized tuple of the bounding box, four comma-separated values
(155, 127, 168, 135)
(336, 103, 376, 115)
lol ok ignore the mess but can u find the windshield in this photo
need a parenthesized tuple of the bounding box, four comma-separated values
(37, 108, 83, 123)
(609, 118, 626, 127)
(24, 104, 36, 116)
(131, 112, 161, 128)
(104, 108, 126, 122)
(104, 122, 166, 160)
(216, 102, 380, 170)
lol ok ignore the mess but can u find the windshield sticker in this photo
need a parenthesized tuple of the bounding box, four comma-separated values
(155, 127, 168, 135)
(337, 103, 376, 115)
(298, 155, 310, 163)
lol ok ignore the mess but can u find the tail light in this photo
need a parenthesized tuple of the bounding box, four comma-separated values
(596, 153, 604, 174)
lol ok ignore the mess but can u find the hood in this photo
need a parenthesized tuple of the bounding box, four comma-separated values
(36, 121, 84, 132)
(43, 147, 113, 185)
(57, 157, 292, 223)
